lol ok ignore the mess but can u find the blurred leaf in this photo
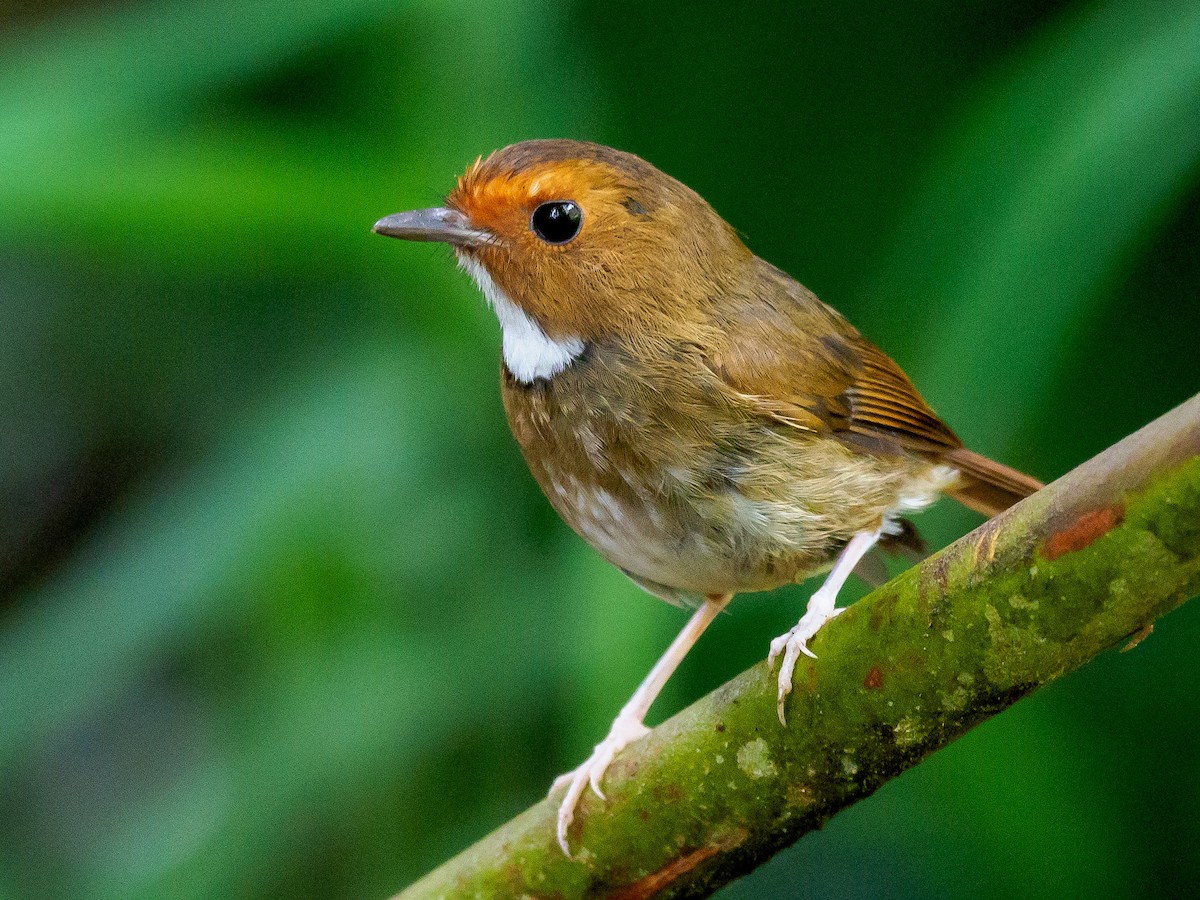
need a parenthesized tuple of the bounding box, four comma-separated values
(0, 340, 572, 896)
(868, 0, 1200, 456)
(0, 347, 402, 771)
(0, 0, 408, 147)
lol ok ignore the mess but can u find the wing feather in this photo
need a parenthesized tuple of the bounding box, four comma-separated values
(706, 264, 959, 456)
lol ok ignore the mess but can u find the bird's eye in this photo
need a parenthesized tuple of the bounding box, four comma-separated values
(530, 201, 583, 244)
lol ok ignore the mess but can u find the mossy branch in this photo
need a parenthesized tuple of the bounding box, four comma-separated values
(395, 394, 1200, 900)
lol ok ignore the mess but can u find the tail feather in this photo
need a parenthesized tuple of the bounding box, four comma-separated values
(943, 447, 1043, 517)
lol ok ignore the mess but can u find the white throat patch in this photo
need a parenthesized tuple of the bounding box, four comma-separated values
(458, 255, 585, 383)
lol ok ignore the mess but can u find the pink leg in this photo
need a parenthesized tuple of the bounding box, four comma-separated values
(769, 528, 882, 725)
(552, 592, 731, 855)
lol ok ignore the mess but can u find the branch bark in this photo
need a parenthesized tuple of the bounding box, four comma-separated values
(395, 394, 1200, 900)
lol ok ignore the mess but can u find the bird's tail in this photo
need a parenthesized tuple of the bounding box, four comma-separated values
(943, 447, 1044, 517)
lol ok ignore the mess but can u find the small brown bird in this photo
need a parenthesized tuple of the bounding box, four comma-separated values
(373, 140, 1042, 854)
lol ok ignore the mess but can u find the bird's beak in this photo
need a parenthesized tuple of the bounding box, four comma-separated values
(372, 207, 492, 247)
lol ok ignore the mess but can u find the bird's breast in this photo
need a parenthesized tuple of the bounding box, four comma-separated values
(498, 356, 933, 601)
(500, 366, 721, 599)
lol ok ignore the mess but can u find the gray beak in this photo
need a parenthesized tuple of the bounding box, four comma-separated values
(372, 207, 492, 246)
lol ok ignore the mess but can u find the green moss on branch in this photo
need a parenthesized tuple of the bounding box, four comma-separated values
(395, 395, 1200, 900)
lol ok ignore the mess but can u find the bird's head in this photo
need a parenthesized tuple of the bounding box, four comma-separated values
(374, 140, 751, 381)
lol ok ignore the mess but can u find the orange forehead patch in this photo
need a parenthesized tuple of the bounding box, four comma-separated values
(448, 156, 624, 227)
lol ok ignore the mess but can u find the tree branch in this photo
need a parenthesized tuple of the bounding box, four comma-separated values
(394, 394, 1200, 899)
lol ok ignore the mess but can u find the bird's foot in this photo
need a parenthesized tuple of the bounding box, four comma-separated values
(550, 712, 651, 855)
(768, 599, 845, 726)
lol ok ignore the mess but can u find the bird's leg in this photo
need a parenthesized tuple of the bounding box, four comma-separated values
(551, 592, 731, 855)
(769, 527, 882, 725)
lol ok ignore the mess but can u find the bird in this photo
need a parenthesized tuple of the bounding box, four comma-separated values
(372, 139, 1042, 855)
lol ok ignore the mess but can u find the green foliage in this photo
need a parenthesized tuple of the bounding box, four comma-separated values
(0, 1, 1197, 898)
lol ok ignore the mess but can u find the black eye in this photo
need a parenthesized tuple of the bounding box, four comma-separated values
(530, 200, 583, 244)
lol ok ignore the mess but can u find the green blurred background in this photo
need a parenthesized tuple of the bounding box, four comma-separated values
(1, 0, 1198, 897)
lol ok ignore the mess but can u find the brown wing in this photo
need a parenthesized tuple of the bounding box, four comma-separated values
(705, 263, 1044, 515)
(706, 264, 960, 458)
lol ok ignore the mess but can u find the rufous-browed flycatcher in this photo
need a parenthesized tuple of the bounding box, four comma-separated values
(373, 139, 1042, 855)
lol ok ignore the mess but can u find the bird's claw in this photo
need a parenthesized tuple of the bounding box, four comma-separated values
(550, 714, 650, 855)
(768, 604, 844, 725)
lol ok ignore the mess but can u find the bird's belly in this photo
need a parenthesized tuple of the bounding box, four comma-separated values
(564, 486, 732, 601)
(539, 465, 830, 604)
(569, 493, 718, 602)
